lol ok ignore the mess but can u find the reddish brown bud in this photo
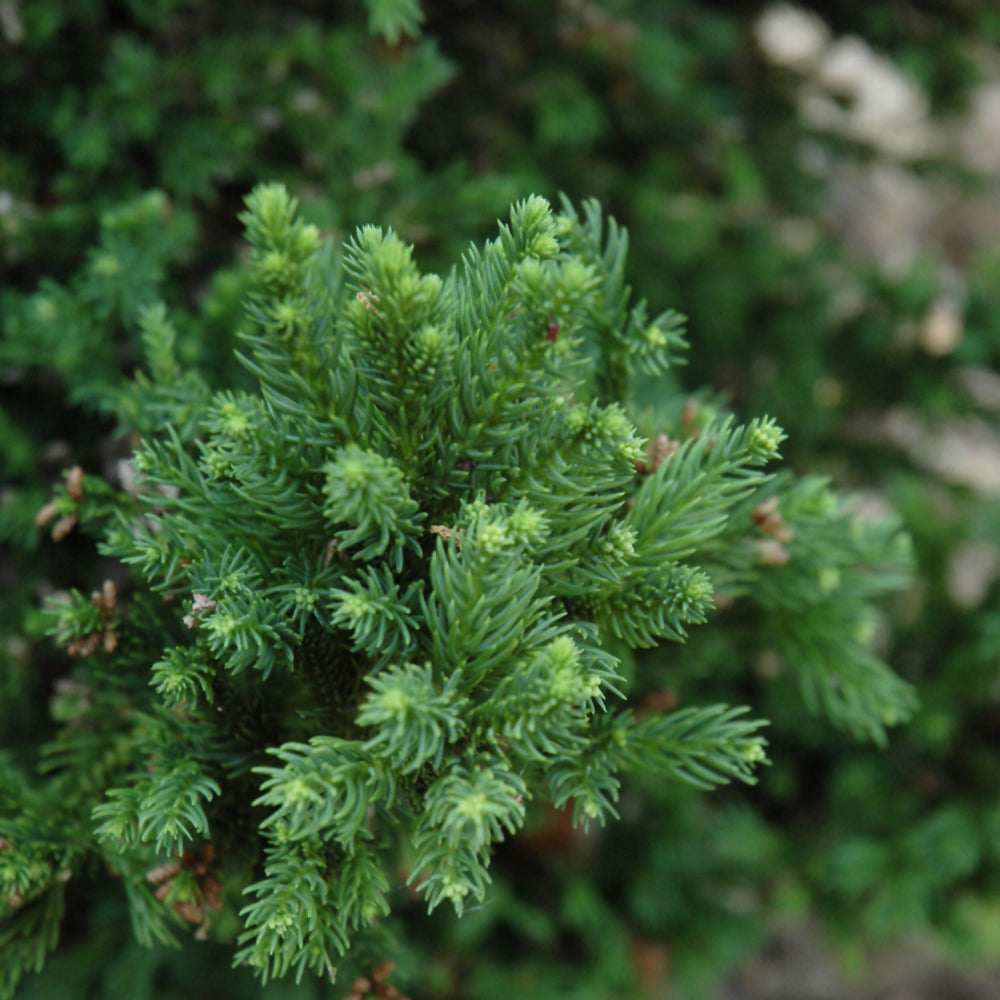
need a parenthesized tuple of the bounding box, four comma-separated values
(68, 633, 100, 658)
(680, 398, 700, 437)
(634, 433, 679, 475)
(65, 465, 84, 501)
(752, 497, 795, 544)
(51, 511, 79, 541)
(147, 861, 182, 885)
(372, 960, 396, 982)
(173, 899, 204, 924)
(35, 500, 59, 528)
(641, 689, 680, 714)
(201, 872, 224, 912)
(631, 937, 670, 994)
(752, 496, 780, 523)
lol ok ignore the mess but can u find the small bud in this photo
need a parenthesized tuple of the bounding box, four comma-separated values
(67, 633, 100, 658)
(680, 398, 700, 438)
(414, 324, 445, 366)
(201, 872, 224, 911)
(753, 496, 779, 522)
(35, 500, 59, 528)
(147, 860, 182, 885)
(293, 224, 321, 260)
(65, 465, 84, 501)
(371, 961, 395, 982)
(634, 433, 679, 475)
(753, 497, 795, 544)
(601, 522, 637, 562)
(51, 511, 79, 542)
(641, 689, 680, 714)
(512, 195, 558, 258)
(92, 252, 121, 277)
(565, 404, 588, 434)
(507, 501, 548, 547)
(880, 706, 902, 727)
(644, 323, 668, 349)
(477, 522, 509, 557)
(747, 418, 785, 462)
(173, 900, 204, 924)
(293, 586, 317, 611)
(755, 538, 790, 566)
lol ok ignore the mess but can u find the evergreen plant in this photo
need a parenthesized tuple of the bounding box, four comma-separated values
(1, 184, 914, 996)
(7, 1, 1000, 996)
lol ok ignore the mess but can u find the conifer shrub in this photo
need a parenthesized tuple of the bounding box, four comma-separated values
(0, 185, 915, 996)
(4, 1, 1000, 997)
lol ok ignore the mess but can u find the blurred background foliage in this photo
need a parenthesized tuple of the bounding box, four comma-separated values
(3, 0, 1000, 997)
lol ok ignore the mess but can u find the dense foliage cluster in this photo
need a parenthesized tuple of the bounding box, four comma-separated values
(3, 178, 916, 995)
(3, 1, 1000, 998)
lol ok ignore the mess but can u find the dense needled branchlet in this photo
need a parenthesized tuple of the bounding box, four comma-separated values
(7, 184, 915, 994)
